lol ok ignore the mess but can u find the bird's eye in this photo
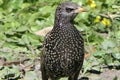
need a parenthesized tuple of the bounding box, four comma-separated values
(66, 8, 74, 13)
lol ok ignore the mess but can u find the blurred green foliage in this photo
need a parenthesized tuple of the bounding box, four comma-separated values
(0, 0, 120, 80)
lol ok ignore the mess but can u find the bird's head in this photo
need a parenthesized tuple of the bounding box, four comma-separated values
(55, 2, 87, 24)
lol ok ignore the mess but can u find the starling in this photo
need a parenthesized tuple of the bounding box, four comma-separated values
(41, 2, 86, 80)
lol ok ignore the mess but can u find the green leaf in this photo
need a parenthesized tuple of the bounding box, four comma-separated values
(30, 25, 41, 31)
(21, 34, 30, 45)
(5, 29, 15, 35)
(105, 0, 116, 6)
(93, 51, 106, 58)
(104, 55, 113, 65)
(101, 39, 116, 50)
(28, 33, 41, 46)
(0, 33, 6, 41)
(39, 6, 53, 17)
(60, 78, 68, 80)
(113, 60, 120, 66)
(0, 0, 3, 5)
(16, 26, 28, 32)
(112, 53, 120, 60)
(115, 31, 120, 39)
(77, 12, 89, 20)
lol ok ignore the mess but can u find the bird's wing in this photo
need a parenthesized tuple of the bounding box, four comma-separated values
(40, 30, 52, 57)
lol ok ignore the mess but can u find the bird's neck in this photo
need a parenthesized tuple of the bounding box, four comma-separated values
(54, 17, 74, 28)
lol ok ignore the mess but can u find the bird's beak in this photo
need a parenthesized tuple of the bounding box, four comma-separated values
(74, 7, 88, 13)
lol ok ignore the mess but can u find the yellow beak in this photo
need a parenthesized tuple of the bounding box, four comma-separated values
(74, 7, 88, 13)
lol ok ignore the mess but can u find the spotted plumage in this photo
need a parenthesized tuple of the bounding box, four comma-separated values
(41, 2, 86, 80)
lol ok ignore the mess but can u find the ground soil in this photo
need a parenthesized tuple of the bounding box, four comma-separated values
(85, 69, 120, 80)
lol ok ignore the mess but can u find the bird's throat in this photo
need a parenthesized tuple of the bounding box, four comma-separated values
(54, 18, 74, 27)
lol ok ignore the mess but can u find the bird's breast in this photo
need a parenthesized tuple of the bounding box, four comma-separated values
(44, 26, 84, 76)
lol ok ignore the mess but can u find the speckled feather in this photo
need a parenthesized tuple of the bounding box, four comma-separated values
(41, 2, 85, 80)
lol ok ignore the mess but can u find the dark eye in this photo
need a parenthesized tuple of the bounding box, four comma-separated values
(66, 8, 74, 13)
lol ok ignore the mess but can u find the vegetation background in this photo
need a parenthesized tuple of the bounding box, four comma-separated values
(0, 0, 120, 80)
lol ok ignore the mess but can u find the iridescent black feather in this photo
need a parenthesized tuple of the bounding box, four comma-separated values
(41, 2, 85, 80)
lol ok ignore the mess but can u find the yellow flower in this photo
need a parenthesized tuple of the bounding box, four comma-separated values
(94, 16, 101, 23)
(87, 0, 96, 8)
(101, 18, 111, 26)
(90, 3, 96, 8)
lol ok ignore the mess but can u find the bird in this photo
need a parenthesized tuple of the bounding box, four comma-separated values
(40, 1, 87, 80)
